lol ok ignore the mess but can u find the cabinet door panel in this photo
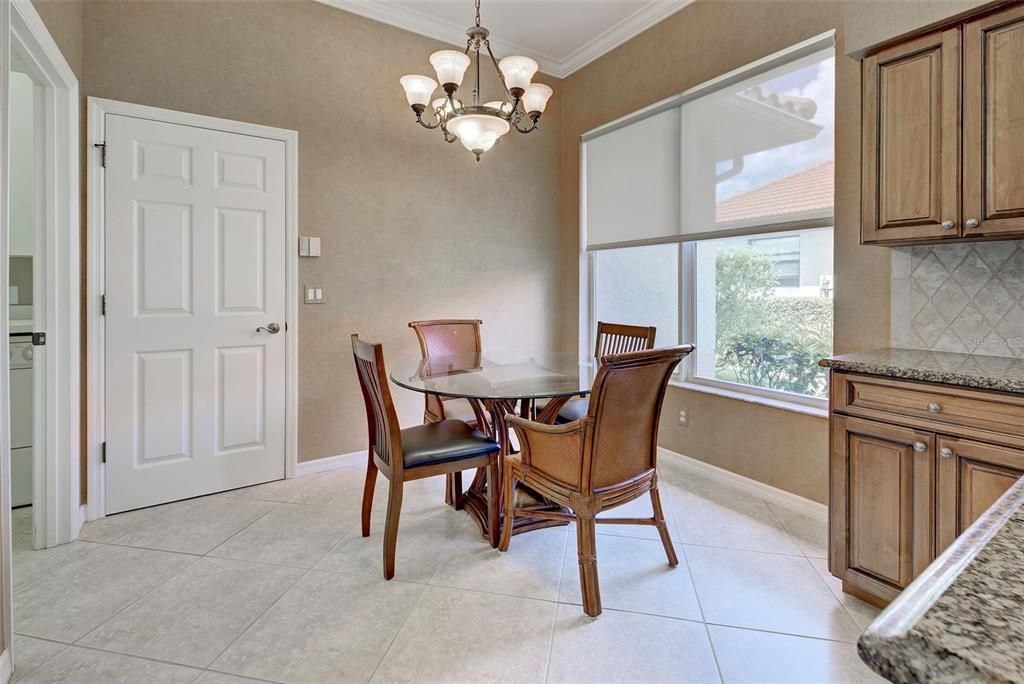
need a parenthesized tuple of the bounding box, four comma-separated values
(936, 436, 1024, 550)
(862, 29, 960, 243)
(964, 4, 1024, 237)
(830, 416, 934, 598)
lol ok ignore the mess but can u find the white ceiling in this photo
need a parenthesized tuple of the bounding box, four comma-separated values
(316, 0, 695, 78)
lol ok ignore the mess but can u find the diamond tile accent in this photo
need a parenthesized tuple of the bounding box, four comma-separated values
(949, 304, 991, 353)
(934, 243, 971, 272)
(951, 252, 993, 298)
(893, 242, 1024, 359)
(912, 251, 950, 298)
(931, 280, 969, 323)
(998, 250, 1024, 293)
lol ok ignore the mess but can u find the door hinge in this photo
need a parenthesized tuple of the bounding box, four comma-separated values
(101, 293, 106, 316)
(94, 142, 107, 168)
(101, 442, 107, 463)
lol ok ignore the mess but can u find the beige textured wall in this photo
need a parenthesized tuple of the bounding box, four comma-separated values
(32, 0, 83, 78)
(559, 0, 968, 503)
(72, 0, 562, 463)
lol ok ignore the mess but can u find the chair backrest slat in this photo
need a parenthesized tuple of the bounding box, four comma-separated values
(409, 319, 483, 358)
(594, 321, 657, 359)
(351, 335, 402, 470)
(584, 345, 693, 491)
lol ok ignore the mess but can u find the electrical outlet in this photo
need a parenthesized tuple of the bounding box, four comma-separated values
(677, 409, 689, 427)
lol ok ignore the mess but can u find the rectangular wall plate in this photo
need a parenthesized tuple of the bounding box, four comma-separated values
(304, 285, 324, 304)
(299, 236, 321, 257)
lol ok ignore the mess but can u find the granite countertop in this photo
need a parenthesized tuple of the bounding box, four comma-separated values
(819, 348, 1024, 394)
(858, 476, 1024, 683)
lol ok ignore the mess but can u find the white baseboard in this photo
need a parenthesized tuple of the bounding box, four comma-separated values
(0, 648, 12, 684)
(294, 451, 365, 477)
(658, 447, 827, 522)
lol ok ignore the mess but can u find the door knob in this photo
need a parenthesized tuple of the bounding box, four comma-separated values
(965, 218, 980, 229)
(257, 323, 281, 334)
(941, 220, 955, 230)
(927, 402, 941, 413)
(913, 441, 928, 453)
(940, 447, 954, 459)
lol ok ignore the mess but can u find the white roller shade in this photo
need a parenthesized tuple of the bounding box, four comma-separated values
(583, 33, 835, 251)
(584, 108, 680, 249)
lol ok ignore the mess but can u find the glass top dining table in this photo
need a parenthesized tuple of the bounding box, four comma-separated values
(389, 351, 597, 402)
(389, 351, 597, 543)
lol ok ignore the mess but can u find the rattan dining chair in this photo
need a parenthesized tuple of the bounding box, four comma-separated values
(408, 319, 490, 507)
(552, 321, 657, 424)
(352, 335, 500, 579)
(499, 345, 695, 617)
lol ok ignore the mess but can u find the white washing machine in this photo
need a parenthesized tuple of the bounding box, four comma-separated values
(10, 336, 34, 507)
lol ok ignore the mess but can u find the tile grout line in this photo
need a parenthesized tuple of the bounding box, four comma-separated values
(364, 577, 432, 682)
(542, 520, 573, 683)
(201, 564, 314, 676)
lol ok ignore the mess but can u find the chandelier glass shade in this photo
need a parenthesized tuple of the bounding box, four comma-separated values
(399, 0, 553, 160)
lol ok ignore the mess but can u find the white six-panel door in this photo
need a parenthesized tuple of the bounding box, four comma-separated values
(104, 113, 287, 513)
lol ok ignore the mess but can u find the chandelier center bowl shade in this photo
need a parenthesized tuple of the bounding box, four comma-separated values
(399, 0, 553, 161)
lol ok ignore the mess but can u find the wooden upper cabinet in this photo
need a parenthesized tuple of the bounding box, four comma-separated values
(862, 29, 961, 244)
(830, 415, 934, 600)
(963, 4, 1024, 237)
(936, 436, 1024, 550)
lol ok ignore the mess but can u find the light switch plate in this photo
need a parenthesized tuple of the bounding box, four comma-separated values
(304, 286, 324, 304)
(299, 236, 320, 257)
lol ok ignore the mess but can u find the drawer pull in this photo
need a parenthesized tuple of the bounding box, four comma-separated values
(927, 402, 941, 413)
(913, 441, 928, 453)
(940, 447, 954, 459)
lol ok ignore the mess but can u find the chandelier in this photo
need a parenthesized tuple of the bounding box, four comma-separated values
(399, 0, 553, 161)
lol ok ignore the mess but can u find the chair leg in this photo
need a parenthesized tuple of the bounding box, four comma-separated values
(382, 479, 404, 580)
(444, 473, 454, 506)
(451, 471, 465, 510)
(650, 487, 678, 567)
(361, 448, 378, 538)
(498, 462, 515, 552)
(576, 515, 602, 617)
(486, 461, 500, 548)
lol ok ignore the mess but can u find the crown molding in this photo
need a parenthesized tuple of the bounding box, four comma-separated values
(314, 0, 695, 78)
(557, 0, 695, 76)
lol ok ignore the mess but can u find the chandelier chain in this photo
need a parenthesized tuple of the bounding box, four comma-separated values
(474, 0, 481, 27)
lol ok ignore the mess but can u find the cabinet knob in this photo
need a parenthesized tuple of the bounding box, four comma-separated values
(966, 218, 980, 229)
(941, 220, 955, 230)
(927, 402, 941, 414)
(913, 441, 928, 453)
(940, 447, 954, 459)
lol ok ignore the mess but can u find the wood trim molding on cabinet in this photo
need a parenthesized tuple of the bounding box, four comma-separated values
(861, 29, 961, 244)
(962, 2, 1024, 237)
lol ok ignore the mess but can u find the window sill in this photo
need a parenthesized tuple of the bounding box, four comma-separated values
(668, 380, 829, 419)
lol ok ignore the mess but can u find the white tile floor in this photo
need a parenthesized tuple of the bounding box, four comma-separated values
(10, 453, 884, 683)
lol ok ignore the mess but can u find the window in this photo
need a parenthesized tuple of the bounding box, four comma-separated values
(748, 236, 800, 287)
(582, 35, 835, 408)
(692, 229, 833, 401)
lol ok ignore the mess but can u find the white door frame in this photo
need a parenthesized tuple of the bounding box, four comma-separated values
(6, 0, 80, 550)
(86, 98, 299, 521)
(0, 0, 12, 672)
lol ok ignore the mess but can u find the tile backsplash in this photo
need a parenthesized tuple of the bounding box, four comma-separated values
(891, 241, 1024, 358)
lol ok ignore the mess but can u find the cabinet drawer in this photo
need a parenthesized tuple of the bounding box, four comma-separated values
(833, 373, 1024, 437)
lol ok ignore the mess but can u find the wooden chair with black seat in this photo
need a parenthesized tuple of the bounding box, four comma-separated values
(408, 319, 490, 506)
(550, 321, 657, 424)
(499, 345, 694, 617)
(351, 334, 501, 579)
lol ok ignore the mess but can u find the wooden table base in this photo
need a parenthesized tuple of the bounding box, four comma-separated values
(460, 396, 575, 541)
